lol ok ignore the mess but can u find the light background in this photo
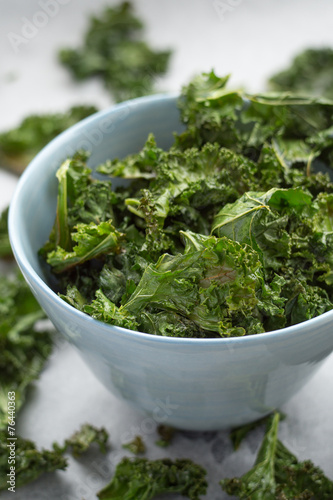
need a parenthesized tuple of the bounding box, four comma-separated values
(1, 1, 333, 499)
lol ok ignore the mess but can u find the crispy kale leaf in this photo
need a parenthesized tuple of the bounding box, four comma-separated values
(0, 209, 110, 489)
(155, 425, 176, 448)
(97, 133, 163, 180)
(97, 457, 207, 500)
(83, 231, 285, 337)
(123, 232, 266, 337)
(40, 154, 124, 274)
(46, 220, 124, 273)
(83, 289, 139, 330)
(212, 187, 333, 326)
(0, 423, 109, 491)
(221, 413, 281, 499)
(0, 207, 12, 259)
(0, 272, 53, 430)
(175, 71, 333, 157)
(0, 430, 68, 491)
(0, 105, 97, 174)
(221, 412, 333, 499)
(211, 187, 315, 272)
(269, 47, 333, 99)
(54, 423, 109, 457)
(100, 135, 260, 259)
(229, 415, 276, 452)
(122, 435, 146, 455)
(59, 2, 171, 102)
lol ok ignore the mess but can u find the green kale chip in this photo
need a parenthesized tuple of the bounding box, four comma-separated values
(0, 105, 98, 174)
(40, 154, 124, 274)
(0, 272, 53, 430)
(46, 220, 124, 273)
(97, 457, 207, 500)
(0, 423, 109, 491)
(122, 435, 146, 455)
(54, 423, 109, 457)
(123, 232, 266, 336)
(155, 425, 176, 448)
(59, 2, 172, 102)
(269, 47, 333, 99)
(83, 289, 139, 331)
(175, 70, 333, 155)
(0, 431, 68, 491)
(221, 412, 333, 499)
(0, 207, 12, 259)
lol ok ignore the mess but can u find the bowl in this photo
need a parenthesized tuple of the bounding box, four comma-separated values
(9, 94, 333, 431)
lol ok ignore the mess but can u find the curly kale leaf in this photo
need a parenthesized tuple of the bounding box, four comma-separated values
(176, 71, 242, 150)
(0, 423, 109, 491)
(274, 441, 333, 499)
(0, 431, 68, 491)
(176, 70, 333, 155)
(46, 220, 124, 273)
(212, 187, 333, 325)
(0, 207, 12, 259)
(77, 231, 272, 337)
(84, 289, 139, 330)
(122, 435, 146, 455)
(212, 187, 319, 272)
(155, 425, 176, 448)
(122, 232, 269, 337)
(212, 187, 333, 280)
(54, 423, 109, 457)
(221, 413, 280, 499)
(212, 187, 314, 255)
(97, 133, 162, 180)
(221, 412, 333, 499)
(0, 272, 53, 431)
(139, 310, 208, 338)
(269, 47, 333, 99)
(229, 414, 286, 452)
(41, 155, 124, 274)
(59, 2, 171, 102)
(113, 138, 260, 258)
(97, 457, 207, 500)
(0, 106, 97, 174)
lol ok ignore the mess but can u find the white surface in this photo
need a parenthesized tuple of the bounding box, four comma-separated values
(1, 0, 333, 498)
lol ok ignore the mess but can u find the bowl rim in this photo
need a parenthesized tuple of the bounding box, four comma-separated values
(8, 92, 333, 346)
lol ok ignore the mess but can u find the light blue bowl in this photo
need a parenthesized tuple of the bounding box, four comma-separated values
(9, 94, 333, 430)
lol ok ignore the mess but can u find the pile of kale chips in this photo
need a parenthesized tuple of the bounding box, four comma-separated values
(40, 71, 333, 338)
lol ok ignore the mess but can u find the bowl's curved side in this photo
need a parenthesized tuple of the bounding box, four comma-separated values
(37, 290, 333, 430)
(8, 94, 333, 430)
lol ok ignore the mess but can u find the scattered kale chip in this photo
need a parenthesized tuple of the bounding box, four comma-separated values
(59, 2, 172, 102)
(0, 271, 53, 429)
(0, 207, 12, 259)
(155, 424, 176, 448)
(0, 105, 98, 174)
(122, 435, 146, 455)
(97, 457, 207, 500)
(54, 423, 109, 457)
(221, 412, 333, 499)
(0, 431, 68, 491)
(0, 423, 109, 491)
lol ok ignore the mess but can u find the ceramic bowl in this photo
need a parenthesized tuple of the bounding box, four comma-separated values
(9, 94, 333, 430)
